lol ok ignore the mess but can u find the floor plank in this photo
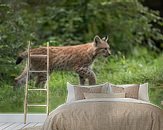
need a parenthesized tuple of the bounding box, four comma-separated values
(0, 123, 14, 130)
(34, 123, 43, 127)
(0, 122, 44, 130)
(4, 123, 22, 130)
(0, 114, 46, 123)
(23, 123, 38, 129)
(0, 123, 6, 127)
(14, 123, 30, 130)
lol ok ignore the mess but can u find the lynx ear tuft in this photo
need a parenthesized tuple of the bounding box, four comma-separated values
(94, 35, 101, 47)
(102, 36, 108, 42)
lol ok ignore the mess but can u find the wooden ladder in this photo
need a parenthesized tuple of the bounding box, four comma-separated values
(24, 41, 50, 124)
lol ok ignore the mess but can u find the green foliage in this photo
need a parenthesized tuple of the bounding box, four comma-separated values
(0, 48, 163, 112)
(0, 0, 163, 79)
(0, 0, 163, 112)
(0, 3, 31, 79)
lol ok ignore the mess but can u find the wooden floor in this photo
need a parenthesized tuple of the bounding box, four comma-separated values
(0, 122, 43, 130)
(0, 114, 46, 130)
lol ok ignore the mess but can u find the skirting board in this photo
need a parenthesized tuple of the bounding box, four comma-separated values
(0, 114, 47, 123)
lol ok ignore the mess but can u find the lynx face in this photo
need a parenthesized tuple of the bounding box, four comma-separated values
(94, 35, 111, 57)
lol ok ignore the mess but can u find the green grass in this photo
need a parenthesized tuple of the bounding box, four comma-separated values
(0, 48, 163, 113)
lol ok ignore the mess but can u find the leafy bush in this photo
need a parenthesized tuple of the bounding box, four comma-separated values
(0, 48, 163, 112)
(0, 0, 163, 112)
(0, 0, 163, 78)
(0, 0, 163, 79)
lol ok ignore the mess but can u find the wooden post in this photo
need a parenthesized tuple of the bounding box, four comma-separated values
(24, 41, 30, 124)
(46, 42, 49, 115)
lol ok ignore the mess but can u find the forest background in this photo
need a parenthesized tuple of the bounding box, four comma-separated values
(0, 0, 163, 112)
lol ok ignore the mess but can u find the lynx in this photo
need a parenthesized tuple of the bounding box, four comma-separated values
(15, 35, 111, 87)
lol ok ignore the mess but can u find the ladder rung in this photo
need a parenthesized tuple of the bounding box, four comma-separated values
(29, 70, 47, 73)
(30, 55, 47, 57)
(28, 89, 47, 91)
(27, 104, 47, 107)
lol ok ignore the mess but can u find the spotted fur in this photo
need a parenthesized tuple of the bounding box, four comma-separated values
(15, 35, 111, 87)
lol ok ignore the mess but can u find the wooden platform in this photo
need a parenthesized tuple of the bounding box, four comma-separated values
(0, 114, 46, 130)
(0, 122, 43, 130)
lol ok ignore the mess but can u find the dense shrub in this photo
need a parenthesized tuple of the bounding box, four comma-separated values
(0, 48, 163, 112)
(0, 0, 163, 80)
(0, 1, 163, 113)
